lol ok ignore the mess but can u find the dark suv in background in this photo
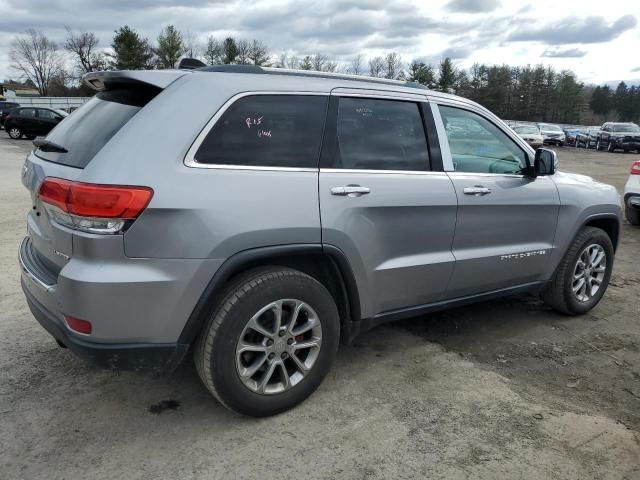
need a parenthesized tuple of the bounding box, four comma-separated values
(596, 122, 640, 153)
(4, 107, 68, 139)
(0, 101, 20, 128)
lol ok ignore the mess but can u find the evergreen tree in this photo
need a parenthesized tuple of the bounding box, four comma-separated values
(110, 26, 153, 70)
(155, 25, 184, 69)
(437, 58, 456, 93)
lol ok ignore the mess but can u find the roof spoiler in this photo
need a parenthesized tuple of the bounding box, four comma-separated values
(178, 58, 207, 70)
(82, 70, 188, 91)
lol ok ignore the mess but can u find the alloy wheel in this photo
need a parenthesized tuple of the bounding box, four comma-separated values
(8, 127, 21, 139)
(235, 299, 322, 395)
(572, 244, 606, 303)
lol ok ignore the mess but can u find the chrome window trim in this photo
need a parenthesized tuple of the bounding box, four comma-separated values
(447, 171, 526, 179)
(330, 87, 428, 102)
(430, 99, 535, 176)
(320, 168, 445, 176)
(184, 91, 329, 171)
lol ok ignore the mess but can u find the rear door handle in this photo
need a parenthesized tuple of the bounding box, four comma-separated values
(331, 185, 371, 197)
(463, 186, 491, 196)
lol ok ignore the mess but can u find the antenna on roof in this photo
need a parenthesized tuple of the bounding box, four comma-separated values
(178, 58, 207, 70)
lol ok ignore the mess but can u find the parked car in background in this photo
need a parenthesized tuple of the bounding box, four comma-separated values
(4, 107, 68, 139)
(596, 122, 640, 153)
(0, 101, 20, 128)
(512, 124, 544, 148)
(576, 127, 600, 148)
(538, 123, 566, 146)
(624, 160, 640, 225)
(563, 127, 581, 146)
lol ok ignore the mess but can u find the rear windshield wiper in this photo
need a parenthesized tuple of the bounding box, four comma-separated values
(33, 139, 68, 153)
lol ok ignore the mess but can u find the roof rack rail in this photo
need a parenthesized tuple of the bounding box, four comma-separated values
(193, 64, 428, 91)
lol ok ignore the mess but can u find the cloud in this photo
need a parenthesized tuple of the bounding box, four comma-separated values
(439, 46, 473, 59)
(508, 14, 637, 44)
(631, 66, 640, 73)
(541, 47, 587, 58)
(446, 0, 501, 13)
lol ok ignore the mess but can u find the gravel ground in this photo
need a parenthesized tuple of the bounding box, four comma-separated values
(0, 135, 639, 479)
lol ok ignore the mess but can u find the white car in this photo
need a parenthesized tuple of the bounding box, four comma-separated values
(538, 123, 566, 146)
(624, 160, 640, 225)
(513, 125, 544, 149)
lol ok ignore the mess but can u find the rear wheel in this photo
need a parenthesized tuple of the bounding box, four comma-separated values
(194, 267, 340, 416)
(7, 127, 22, 139)
(541, 227, 613, 315)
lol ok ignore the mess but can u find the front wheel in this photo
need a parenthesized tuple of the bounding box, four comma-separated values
(194, 267, 340, 416)
(7, 127, 22, 139)
(541, 227, 613, 315)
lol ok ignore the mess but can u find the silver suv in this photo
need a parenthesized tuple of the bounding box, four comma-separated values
(19, 66, 621, 416)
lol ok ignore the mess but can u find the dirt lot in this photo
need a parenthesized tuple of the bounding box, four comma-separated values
(0, 135, 638, 479)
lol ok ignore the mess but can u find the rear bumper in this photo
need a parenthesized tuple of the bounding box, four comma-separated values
(21, 278, 188, 372)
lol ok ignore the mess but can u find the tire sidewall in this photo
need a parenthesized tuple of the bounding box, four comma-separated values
(208, 271, 339, 416)
(562, 230, 614, 314)
(8, 127, 21, 139)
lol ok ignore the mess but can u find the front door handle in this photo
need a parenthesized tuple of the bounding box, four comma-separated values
(331, 185, 371, 197)
(463, 186, 492, 196)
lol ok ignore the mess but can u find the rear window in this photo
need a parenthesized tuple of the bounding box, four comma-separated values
(35, 87, 158, 168)
(194, 95, 328, 169)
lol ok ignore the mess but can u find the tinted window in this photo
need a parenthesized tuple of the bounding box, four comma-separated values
(38, 109, 57, 119)
(19, 108, 36, 118)
(333, 98, 429, 171)
(439, 106, 527, 174)
(195, 95, 328, 168)
(35, 87, 158, 168)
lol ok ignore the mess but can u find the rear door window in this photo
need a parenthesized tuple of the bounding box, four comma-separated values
(194, 95, 328, 168)
(20, 108, 36, 118)
(328, 97, 429, 171)
(35, 87, 158, 168)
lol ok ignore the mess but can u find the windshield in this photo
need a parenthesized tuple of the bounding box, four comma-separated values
(612, 124, 640, 132)
(514, 126, 539, 134)
(539, 124, 563, 132)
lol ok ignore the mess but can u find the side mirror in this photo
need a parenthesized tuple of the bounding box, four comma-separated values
(534, 148, 557, 176)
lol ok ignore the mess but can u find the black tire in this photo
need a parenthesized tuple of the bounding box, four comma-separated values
(626, 206, 640, 226)
(7, 126, 22, 139)
(541, 227, 614, 315)
(194, 267, 340, 417)
(607, 141, 615, 153)
(595, 139, 601, 151)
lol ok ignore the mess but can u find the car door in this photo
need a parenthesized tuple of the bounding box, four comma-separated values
(36, 109, 59, 135)
(18, 108, 38, 134)
(432, 101, 560, 298)
(318, 90, 458, 319)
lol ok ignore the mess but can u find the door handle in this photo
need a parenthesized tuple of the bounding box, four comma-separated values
(331, 185, 371, 197)
(463, 186, 492, 196)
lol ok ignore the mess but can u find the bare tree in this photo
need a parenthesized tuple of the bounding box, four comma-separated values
(384, 52, 403, 79)
(248, 40, 270, 66)
(183, 30, 201, 58)
(10, 29, 64, 96)
(236, 39, 251, 65)
(324, 60, 338, 72)
(64, 26, 105, 75)
(204, 36, 222, 65)
(368, 56, 384, 77)
(347, 54, 364, 75)
(312, 53, 327, 71)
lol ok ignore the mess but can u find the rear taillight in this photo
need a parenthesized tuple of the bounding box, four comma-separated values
(631, 161, 640, 175)
(38, 177, 153, 234)
(64, 315, 92, 334)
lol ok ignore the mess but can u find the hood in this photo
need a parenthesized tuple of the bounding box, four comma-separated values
(553, 171, 595, 184)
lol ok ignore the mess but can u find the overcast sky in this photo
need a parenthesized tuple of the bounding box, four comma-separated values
(1, 0, 638, 85)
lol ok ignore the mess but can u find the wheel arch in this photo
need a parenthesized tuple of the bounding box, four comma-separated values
(583, 214, 620, 252)
(178, 244, 361, 348)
